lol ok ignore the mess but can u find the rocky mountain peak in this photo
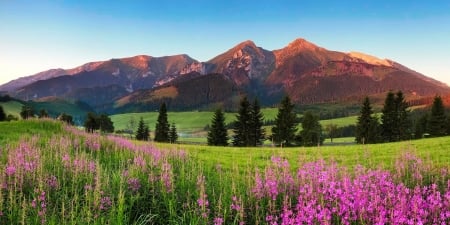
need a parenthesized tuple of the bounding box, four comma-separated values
(348, 52, 392, 67)
(287, 38, 321, 51)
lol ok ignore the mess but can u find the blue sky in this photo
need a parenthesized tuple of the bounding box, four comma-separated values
(1, 0, 449, 85)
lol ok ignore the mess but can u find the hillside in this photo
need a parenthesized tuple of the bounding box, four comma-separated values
(2, 38, 449, 112)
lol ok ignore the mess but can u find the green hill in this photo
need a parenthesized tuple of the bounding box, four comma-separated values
(0, 100, 23, 118)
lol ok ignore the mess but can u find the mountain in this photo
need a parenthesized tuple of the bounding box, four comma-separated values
(2, 38, 449, 112)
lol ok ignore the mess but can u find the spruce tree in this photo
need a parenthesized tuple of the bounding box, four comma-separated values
(169, 123, 178, 143)
(271, 96, 298, 147)
(395, 91, 412, 140)
(154, 102, 170, 142)
(299, 111, 323, 146)
(414, 114, 428, 139)
(381, 91, 397, 142)
(232, 97, 251, 146)
(428, 96, 447, 136)
(136, 117, 148, 141)
(143, 126, 150, 141)
(249, 98, 265, 146)
(0, 105, 6, 121)
(356, 97, 380, 144)
(207, 108, 228, 146)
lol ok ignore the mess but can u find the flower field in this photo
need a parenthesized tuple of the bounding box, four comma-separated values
(0, 120, 449, 224)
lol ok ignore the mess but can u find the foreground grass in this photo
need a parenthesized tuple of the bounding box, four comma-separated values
(161, 137, 450, 173)
(0, 120, 449, 224)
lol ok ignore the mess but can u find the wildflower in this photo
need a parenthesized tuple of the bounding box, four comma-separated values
(5, 165, 16, 176)
(213, 217, 224, 225)
(127, 178, 141, 193)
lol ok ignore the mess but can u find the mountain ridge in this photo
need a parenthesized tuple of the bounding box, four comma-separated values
(2, 38, 449, 112)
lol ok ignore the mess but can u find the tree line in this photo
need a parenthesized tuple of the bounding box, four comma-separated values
(356, 91, 450, 144)
(207, 96, 324, 147)
(133, 102, 178, 143)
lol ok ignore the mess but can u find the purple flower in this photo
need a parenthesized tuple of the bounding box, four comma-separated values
(127, 178, 141, 193)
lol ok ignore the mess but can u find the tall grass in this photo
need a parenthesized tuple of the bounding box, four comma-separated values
(0, 120, 449, 224)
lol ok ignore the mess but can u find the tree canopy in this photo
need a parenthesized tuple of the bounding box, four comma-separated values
(356, 97, 380, 144)
(207, 108, 228, 146)
(154, 103, 170, 142)
(271, 96, 298, 147)
(428, 96, 447, 137)
(299, 111, 323, 146)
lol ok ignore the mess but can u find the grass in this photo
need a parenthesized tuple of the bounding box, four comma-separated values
(161, 136, 450, 173)
(111, 108, 281, 133)
(0, 101, 23, 118)
(0, 119, 448, 224)
(111, 108, 359, 144)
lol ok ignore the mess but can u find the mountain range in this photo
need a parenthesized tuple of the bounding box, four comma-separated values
(1, 38, 449, 113)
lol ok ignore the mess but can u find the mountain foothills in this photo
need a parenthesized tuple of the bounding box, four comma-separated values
(1, 38, 449, 113)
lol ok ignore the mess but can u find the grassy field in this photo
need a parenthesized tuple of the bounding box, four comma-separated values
(111, 108, 359, 144)
(0, 119, 449, 224)
(0, 101, 23, 118)
(111, 108, 280, 131)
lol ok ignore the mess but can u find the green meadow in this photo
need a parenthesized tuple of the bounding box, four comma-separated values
(0, 120, 448, 224)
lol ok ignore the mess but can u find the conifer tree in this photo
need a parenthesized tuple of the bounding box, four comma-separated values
(169, 123, 178, 143)
(0, 106, 6, 121)
(271, 96, 298, 146)
(356, 97, 380, 144)
(249, 98, 265, 146)
(428, 96, 447, 136)
(299, 111, 323, 146)
(395, 91, 412, 140)
(136, 117, 149, 141)
(232, 97, 251, 146)
(415, 114, 428, 139)
(381, 91, 397, 142)
(154, 102, 170, 142)
(143, 126, 150, 141)
(207, 108, 228, 146)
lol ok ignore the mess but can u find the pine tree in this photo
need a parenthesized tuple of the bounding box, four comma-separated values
(381, 91, 397, 142)
(154, 102, 170, 142)
(414, 114, 428, 139)
(428, 96, 447, 136)
(271, 96, 298, 147)
(169, 123, 178, 143)
(143, 126, 150, 141)
(299, 111, 323, 146)
(395, 91, 412, 140)
(207, 108, 228, 146)
(136, 117, 148, 141)
(249, 98, 265, 146)
(356, 97, 380, 144)
(232, 97, 252, 146)
(0, 105, 6, 121)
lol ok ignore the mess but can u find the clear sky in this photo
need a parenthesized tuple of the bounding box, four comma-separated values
(1, 0, 449, 86)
